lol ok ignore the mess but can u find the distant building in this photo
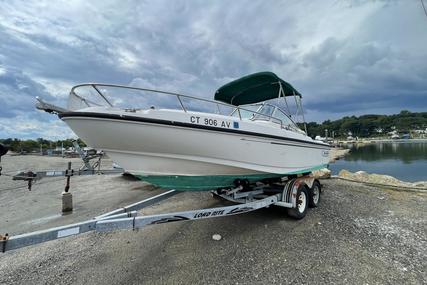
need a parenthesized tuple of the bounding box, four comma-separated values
(413, 129, 426, 134)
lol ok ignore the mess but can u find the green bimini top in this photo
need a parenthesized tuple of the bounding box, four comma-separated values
(214, 71, 301, 106)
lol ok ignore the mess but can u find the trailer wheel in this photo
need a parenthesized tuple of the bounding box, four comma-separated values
(308, 180, 321, 208)
(287, 185, 308, 220)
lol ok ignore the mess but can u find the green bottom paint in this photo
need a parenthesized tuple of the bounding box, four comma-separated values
(135, 164, 328, 191)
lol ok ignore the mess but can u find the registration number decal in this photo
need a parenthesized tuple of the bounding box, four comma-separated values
(190, 116, 238, 129)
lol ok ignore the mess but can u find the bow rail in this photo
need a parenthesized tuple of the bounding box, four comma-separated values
(69, 83, 305, 133)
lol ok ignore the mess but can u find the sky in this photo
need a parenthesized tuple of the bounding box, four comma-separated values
(0, 0, 426, 139)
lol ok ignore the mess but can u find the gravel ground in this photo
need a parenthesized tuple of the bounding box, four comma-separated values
(0, 155, 426, 284)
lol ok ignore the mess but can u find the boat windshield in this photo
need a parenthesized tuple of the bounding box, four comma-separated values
(271, 108, 298, 129)
(230, 103, 301, 132)
(230, 104, 261, 119)
(252, 104, 275, 121)
(253, 104, 300, 130)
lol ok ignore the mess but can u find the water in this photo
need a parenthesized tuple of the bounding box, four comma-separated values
(329, 141, 427, 182)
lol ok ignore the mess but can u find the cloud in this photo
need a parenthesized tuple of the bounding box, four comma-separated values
(0, 66, 57, 117)
(0, 113, 74, 139)
(300, 37, 427, 116)
(0, 0, 426, 138)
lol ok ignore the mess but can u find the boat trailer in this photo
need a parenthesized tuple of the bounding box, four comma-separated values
(10, 141, 124, 192)
(0, 143, 322, 253)
(0, 174, 321, 253)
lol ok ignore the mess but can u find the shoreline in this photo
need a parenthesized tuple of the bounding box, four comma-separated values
(336, 138, 427, 145)
(332, 174, 427, 192)
(324, 145, 427, 191)
(328, 147, 350, 162)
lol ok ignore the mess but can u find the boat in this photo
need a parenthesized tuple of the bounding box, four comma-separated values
(36, 72, 330, 190)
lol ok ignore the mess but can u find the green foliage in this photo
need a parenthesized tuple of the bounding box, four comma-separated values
(305, 111, 427, 138)
(0, 138, 86, 153)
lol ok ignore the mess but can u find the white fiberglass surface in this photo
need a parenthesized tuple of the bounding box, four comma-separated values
(62, 115, 329, 175)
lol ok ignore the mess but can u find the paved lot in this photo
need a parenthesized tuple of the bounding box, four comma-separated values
(0, 155, 426, 284)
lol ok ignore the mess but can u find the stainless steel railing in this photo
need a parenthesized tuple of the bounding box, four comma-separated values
(70, 83, 303, 133)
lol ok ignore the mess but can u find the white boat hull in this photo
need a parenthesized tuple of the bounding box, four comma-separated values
(60, 109, 330, 189)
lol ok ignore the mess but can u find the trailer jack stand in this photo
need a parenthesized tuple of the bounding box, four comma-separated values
(62, 162, 73, 212)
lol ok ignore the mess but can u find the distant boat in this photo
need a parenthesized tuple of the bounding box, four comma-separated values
(315, 135, 326, 142)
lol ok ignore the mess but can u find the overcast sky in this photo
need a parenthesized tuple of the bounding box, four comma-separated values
(0, 0, 426, 139)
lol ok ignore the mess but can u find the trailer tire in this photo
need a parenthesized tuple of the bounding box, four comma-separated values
(287, 185, 308, 220)
(308, 180, 321, 208)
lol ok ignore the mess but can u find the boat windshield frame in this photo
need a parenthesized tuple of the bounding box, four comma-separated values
(229, 103, 301, 132)
(69, 83, 306, 134)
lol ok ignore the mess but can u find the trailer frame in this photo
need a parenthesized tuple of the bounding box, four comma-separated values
(0, 175, 320, 253)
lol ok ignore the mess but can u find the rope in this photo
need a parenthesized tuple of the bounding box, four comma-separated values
(331, 176, 427, 192)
